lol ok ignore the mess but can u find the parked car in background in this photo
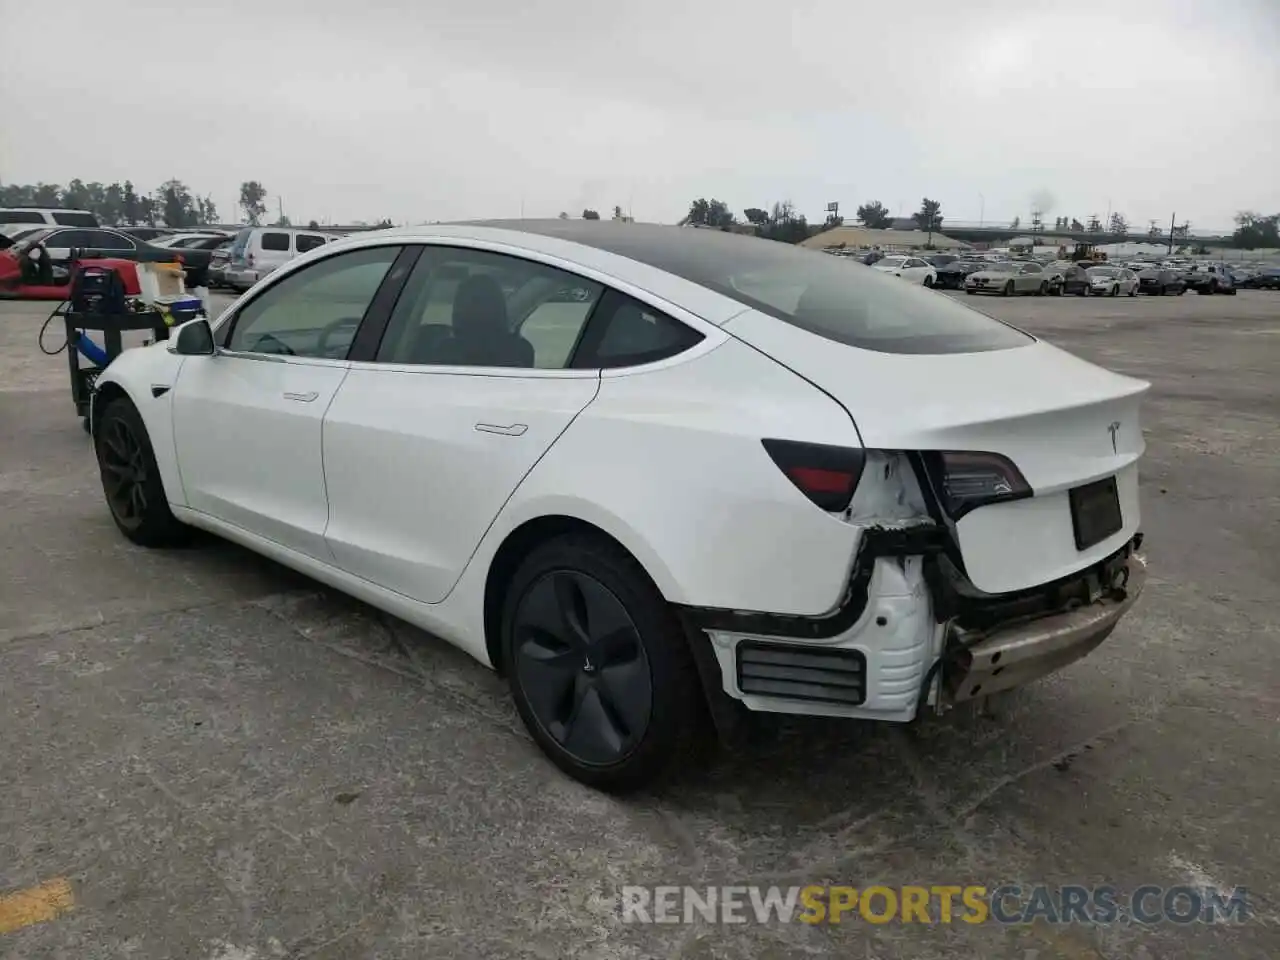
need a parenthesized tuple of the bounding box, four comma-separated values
(933, 259, 985, 290)
(118, 226, 176, 242)
(927, 254, 960, 269)
(858, 251, 885, 265)
(1040, 261, 1074, 296)
(1135, 267, 1186, 296)
(224, 227, 340, 291)
(1244, 267, 1280, 290)
(1184, 263, 1236, 295)
(151, 231, 232, 250)
(1086, 266, 1139, 297)
(965, 260, 1047, 296)
(90, 220, 1149, 791)
(2, 227, 177, 288)
(207, 239, 235, 288)
(1055, 263, 1093, 296)
(871, 255, 937, 287)
(0, 207, 99, 228)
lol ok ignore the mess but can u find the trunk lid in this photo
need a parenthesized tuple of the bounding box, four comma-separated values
(725, 309, 1149, 593)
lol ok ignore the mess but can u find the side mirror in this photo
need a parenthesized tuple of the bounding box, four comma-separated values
(170, 317, 216, 356)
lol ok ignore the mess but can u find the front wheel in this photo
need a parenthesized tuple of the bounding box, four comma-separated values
(1003, 281, 1014, 297)
(1110, 285, 1119, 297)
(502, 534, 704, 793)
(1038, 281, 1048, 296)
(95, 397, 189, 546)
(923, 275, 934, 288)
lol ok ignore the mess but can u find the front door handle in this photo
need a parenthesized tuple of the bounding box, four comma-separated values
(283, 391, 320, 403)
(475, 422, 528, 436)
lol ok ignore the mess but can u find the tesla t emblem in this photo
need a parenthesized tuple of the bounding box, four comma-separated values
(1108, 421, 1121, 453)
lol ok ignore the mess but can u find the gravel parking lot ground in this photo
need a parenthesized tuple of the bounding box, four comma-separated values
(2, 290, 1278, 959)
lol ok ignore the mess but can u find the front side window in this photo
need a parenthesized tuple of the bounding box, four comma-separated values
(375, 247, 603, 369)
(226, 246, 401, 359)
(260, 232, 290, 252)
(47, 230, 89, 249)
(296, 234, 326, 252)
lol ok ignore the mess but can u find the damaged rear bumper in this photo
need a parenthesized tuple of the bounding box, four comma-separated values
(941, 552, 1147, 704)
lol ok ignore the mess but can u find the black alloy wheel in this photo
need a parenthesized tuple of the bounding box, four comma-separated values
(95, 398, 188, 546)
(512, 570, 652, 766)
(502, 534, 703, 792)
(99, 413, 149, 532)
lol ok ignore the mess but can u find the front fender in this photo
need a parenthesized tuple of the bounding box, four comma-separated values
(94, 341, 188, 508)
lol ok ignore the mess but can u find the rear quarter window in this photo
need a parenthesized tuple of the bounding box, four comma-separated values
(260, 232, 290, 252)
(571, 290, 704, 369)
(52, 211, 98, 227)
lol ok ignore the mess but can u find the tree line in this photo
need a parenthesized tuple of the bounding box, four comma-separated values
(0, 178, 366, 230)
(682, 197, 945, 245)
(0, 179, 223, 228)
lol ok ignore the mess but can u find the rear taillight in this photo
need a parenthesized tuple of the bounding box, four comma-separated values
(924, 451, 1030, 519)
(762, 439, 865, 512)
(247, 252, 255, 266)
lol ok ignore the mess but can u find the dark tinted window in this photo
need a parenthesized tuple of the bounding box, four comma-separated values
(52, 211, 98, 227)
(0, 211, 45, 224)
(48, 230, 91, 249)
(227, 246, 400, 358)
(376, 246, 602, 369)
(484, 221, 1031, 355)
(572, 290, 703, 369)
(296, 234, 326, 252)
(260, 232, 290, 252)
(91, 231, 135, 251)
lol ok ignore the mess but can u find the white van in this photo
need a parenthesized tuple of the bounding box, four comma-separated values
(0, 207, 99, 228)
(224, 227, 340, 291)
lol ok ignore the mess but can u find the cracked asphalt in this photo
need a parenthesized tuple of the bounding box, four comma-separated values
(2, 289, 1278, 959)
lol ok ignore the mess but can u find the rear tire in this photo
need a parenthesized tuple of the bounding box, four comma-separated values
(501, 534, 704, 793)
(94, 397, 189, 547)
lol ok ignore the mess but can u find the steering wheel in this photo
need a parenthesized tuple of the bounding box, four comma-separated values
(317, 316, 361, 358)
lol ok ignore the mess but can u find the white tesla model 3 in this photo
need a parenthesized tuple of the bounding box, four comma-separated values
(91, 221, 1149, 792)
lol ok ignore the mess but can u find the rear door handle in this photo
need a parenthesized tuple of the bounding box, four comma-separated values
(283, 391, 319, 403)
(475, 422, 528, 436)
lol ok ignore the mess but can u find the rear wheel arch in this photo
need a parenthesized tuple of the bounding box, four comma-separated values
(482, 515, 672, 674)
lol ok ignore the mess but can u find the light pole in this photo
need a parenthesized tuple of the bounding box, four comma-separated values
(979, 193, 985, 228)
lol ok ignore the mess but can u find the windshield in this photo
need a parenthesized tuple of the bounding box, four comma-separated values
(1088, 267, 1120, 278)
(984, 263, 1018, 274)
(876, 257, 907, 269)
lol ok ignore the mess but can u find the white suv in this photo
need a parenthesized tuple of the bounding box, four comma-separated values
(224, 227, 339, 291)
(0, 207, 99, 228)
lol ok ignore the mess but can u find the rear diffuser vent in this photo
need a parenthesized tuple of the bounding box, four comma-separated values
(736, 641, 866, 706)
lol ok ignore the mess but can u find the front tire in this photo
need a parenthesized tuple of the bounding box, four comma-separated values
(1003, 281, 1014, 297)
(923, 275, 934, 288)
(94, 397, 189, 546)
(501, 534, 703, 793)
(1038, 281, 1048, 296)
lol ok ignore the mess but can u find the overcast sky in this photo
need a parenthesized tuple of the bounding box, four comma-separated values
(1, 0, 1276, 229)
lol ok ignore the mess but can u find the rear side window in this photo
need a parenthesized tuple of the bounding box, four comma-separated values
(296, 234, 326, 252)
(572, 290, 703, 369)
(52, 211, 98, 226)
(261, 232, 290, 252)
(0, 211, 46, 224)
